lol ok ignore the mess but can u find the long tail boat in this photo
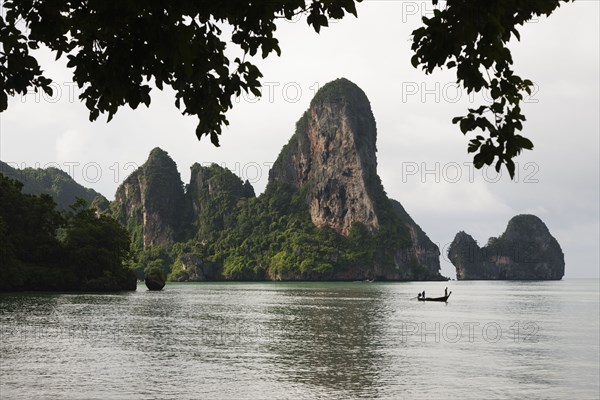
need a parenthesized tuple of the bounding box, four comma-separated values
(418, 291, 451, 302)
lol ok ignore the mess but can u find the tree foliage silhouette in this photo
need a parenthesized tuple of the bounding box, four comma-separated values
(411, 0, 571, 177)
(0, 0, 571, 176)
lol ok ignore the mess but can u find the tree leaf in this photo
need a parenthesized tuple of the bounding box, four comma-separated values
(210, 131, 221, 147)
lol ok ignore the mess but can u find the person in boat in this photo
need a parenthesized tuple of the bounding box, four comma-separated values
(417, 293, 422, 299)
(445, 287, 448, 297)
(422, 290, 425, 298)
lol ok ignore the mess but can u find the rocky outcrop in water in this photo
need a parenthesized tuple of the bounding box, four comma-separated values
(269, 78, 441, 280)
(389, 200, 442, 280)
(111, 79, 443, 281)
(448, 215, 564, 280)
(145, 267, 166, 290)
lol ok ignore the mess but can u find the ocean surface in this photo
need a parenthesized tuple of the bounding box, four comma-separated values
(1, 280, 598, 399)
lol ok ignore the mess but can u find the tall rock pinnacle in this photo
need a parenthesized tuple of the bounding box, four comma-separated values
(112, 147, 189, 248)
(268, 78, 442, 279)
(269, 78, 381, 236)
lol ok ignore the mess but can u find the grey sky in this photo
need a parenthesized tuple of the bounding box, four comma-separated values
(1, 1, 598, 278)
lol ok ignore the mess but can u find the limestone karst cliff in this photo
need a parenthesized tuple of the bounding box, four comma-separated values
(448, 214, 565, 280)
(112, 79, 443, 281)
(268, 78, 441, 280)
(269, 79, 380, 236)
(111, 154, 256, 279)
(112, 147, 189, 248)
(188, 162, 255, 239)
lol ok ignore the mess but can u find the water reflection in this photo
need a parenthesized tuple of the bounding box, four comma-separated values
(265, 285, 390, 398)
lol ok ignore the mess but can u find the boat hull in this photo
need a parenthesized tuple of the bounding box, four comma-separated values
(418, 292, 451, 302)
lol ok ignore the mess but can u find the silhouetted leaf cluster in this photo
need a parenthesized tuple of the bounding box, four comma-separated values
(0, 0, 359, 146)
(1, 0, 571, 174)
(412, 0, 571, 177)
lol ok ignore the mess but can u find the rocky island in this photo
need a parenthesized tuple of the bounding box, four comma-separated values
(2, 79, 567, 286)
(112, 78, 443, 281)
(448, 214, 565, 280)
(1, 79, 570, 288)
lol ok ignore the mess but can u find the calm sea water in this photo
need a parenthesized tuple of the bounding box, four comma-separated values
(1, 280, 598, 399)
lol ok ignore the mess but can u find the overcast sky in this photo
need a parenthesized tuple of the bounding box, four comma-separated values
(1, 1, 598, 278)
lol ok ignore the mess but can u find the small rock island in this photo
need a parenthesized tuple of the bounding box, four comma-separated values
(145, 267, 166, 291)
(448, 214, 565, 280)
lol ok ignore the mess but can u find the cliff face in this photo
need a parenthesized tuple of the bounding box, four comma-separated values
(269, 78, 441, 280)
(389, 200, 441, 280)
(110, 80, 443, 281)
(112, 148, 189, 248)
(269, 78, 379, 236)
(447, 231, 486, 280)
(187, 163, 255, 240)
(448, 215, 565, 280)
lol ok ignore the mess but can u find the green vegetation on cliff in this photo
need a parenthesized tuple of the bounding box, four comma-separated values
(111, 156, 440, 281)
(117, 162, 382, 281)
(157, 175, 425, 281)
(0, 161, 103, 210)
(189, 162, 255, 243)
